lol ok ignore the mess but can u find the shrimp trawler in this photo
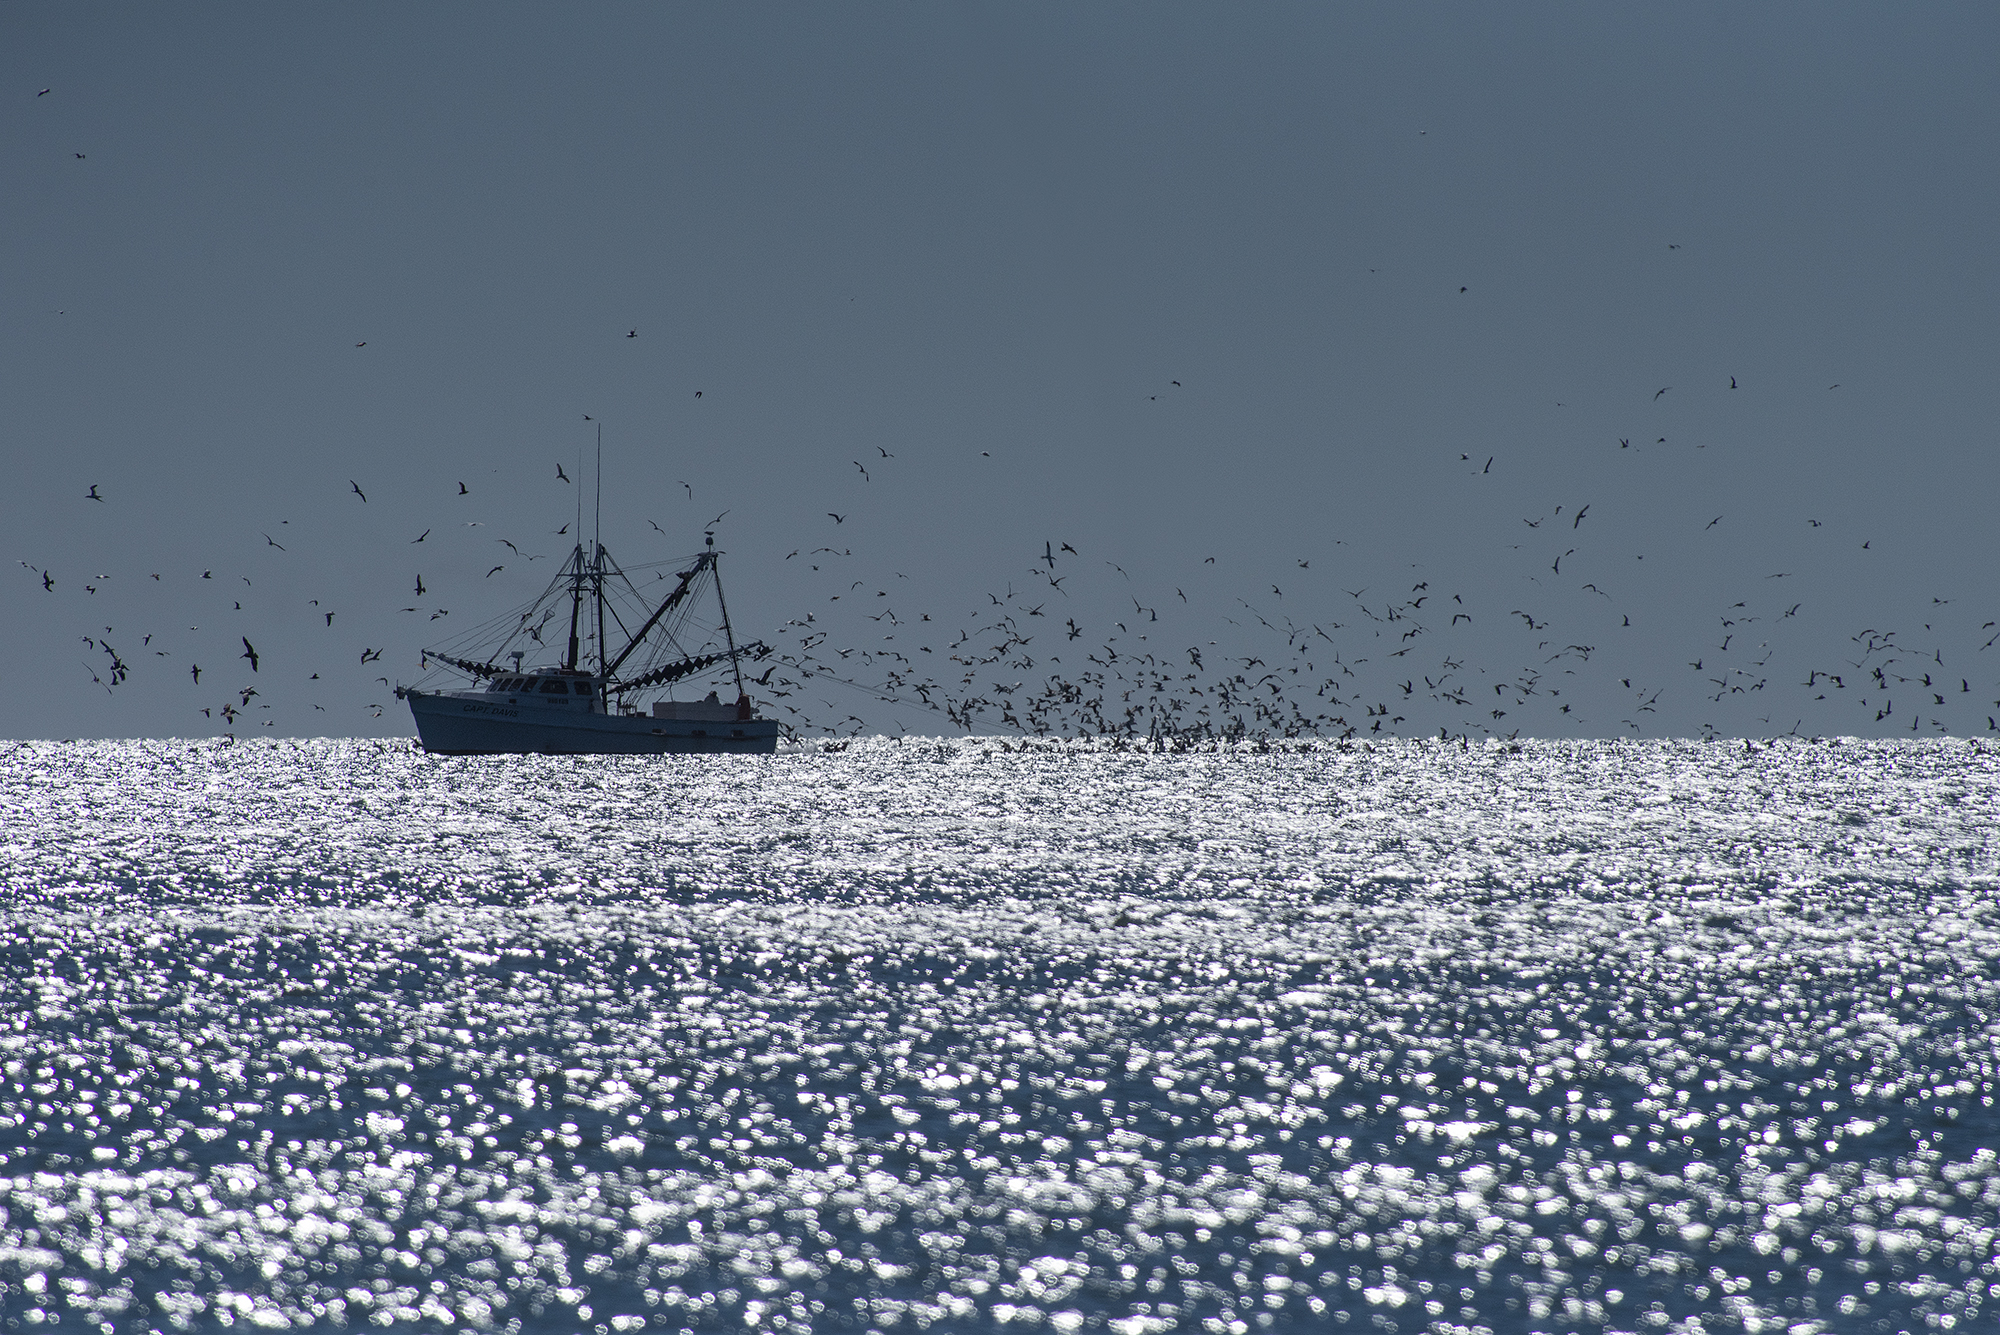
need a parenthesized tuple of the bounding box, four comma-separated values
(400, 532, 779, 755)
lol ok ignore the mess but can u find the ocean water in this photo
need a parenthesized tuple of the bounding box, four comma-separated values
(1, 737, 1996, 1335)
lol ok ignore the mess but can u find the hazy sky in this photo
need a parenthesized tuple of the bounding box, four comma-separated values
(7, 4, 1997, 740)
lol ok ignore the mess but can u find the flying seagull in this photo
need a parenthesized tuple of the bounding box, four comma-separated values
(86, 485, 103, 501)
(240, 638, 259, 672)
(350, 480, 366, 502)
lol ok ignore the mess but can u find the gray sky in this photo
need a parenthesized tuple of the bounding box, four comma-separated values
(7, 3, 1997, 740)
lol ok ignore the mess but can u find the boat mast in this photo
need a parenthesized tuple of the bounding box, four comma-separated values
(564, 543, 584, 671)
(593, 422, 606, 692)
(708, 533, 748, 701)
(566, 428, 585, 671)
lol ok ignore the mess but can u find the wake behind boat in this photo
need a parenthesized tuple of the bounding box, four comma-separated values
(400, 532, 779, 755)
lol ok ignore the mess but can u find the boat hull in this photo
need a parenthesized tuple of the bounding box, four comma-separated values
(407, 691, 780, 755)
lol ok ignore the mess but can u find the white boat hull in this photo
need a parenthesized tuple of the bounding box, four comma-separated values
(407, 690, 780, 755)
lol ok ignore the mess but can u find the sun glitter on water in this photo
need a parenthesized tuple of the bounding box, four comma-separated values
(0, 736, 1995, 1333)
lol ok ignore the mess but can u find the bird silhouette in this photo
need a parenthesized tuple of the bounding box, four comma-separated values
(263, 533, 285, 550)
(190, 664, 201, 684)
(350, 481, 367, 502)
(556, 464, 570, 483)
(828, 513, 847, 524)
(458, 482, 469, 495)
(86, 485, 103, 502)
(240, 638, 259, 672)
(1654, 387, 1671, 400)
(411, 530, 429, 543)
(415, 575, 426, 595)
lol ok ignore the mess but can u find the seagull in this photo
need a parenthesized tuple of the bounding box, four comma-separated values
(355, 342, 366, 348)
(86, 485, 103, 501)
(486, 565, 504, 577)
(694, 391, 702, 398)
(556, 464, 570, 482)
(38, 88, 50, 96)
(627, 330, 637, 338)
(1730, 376, 1737, 389)
(1654, 387, 1671, 400)
(1706, 516, 1722, 530)
(190, 664, 201, 684)
(350, 480, 367, 502)
(411, 529, 428, 543)
(877, 447, 894, 458)
(458, 481, 469, 495)
(263, 533, 285, 550)
(853, 461, 870, 480)
(827, 513, 847, 524)
(240, 638, 259, 672)
(415, 574, 425, 595)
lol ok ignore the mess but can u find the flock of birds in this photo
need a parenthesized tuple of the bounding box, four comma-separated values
(26, 394, 2000, 744)
(752, 546, 2000, 746)
(23, 354, 1998, 743)
(729, 385, 2000, 745)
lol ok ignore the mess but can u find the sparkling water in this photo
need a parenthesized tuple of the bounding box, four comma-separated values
(1, 737, 1996, 1334)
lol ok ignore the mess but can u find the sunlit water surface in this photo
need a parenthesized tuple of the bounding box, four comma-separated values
(1, 737, 1997, 1335)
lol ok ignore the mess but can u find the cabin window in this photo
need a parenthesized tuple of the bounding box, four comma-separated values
(574, 682, 593, 695)
(540, 680, 568, 694)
